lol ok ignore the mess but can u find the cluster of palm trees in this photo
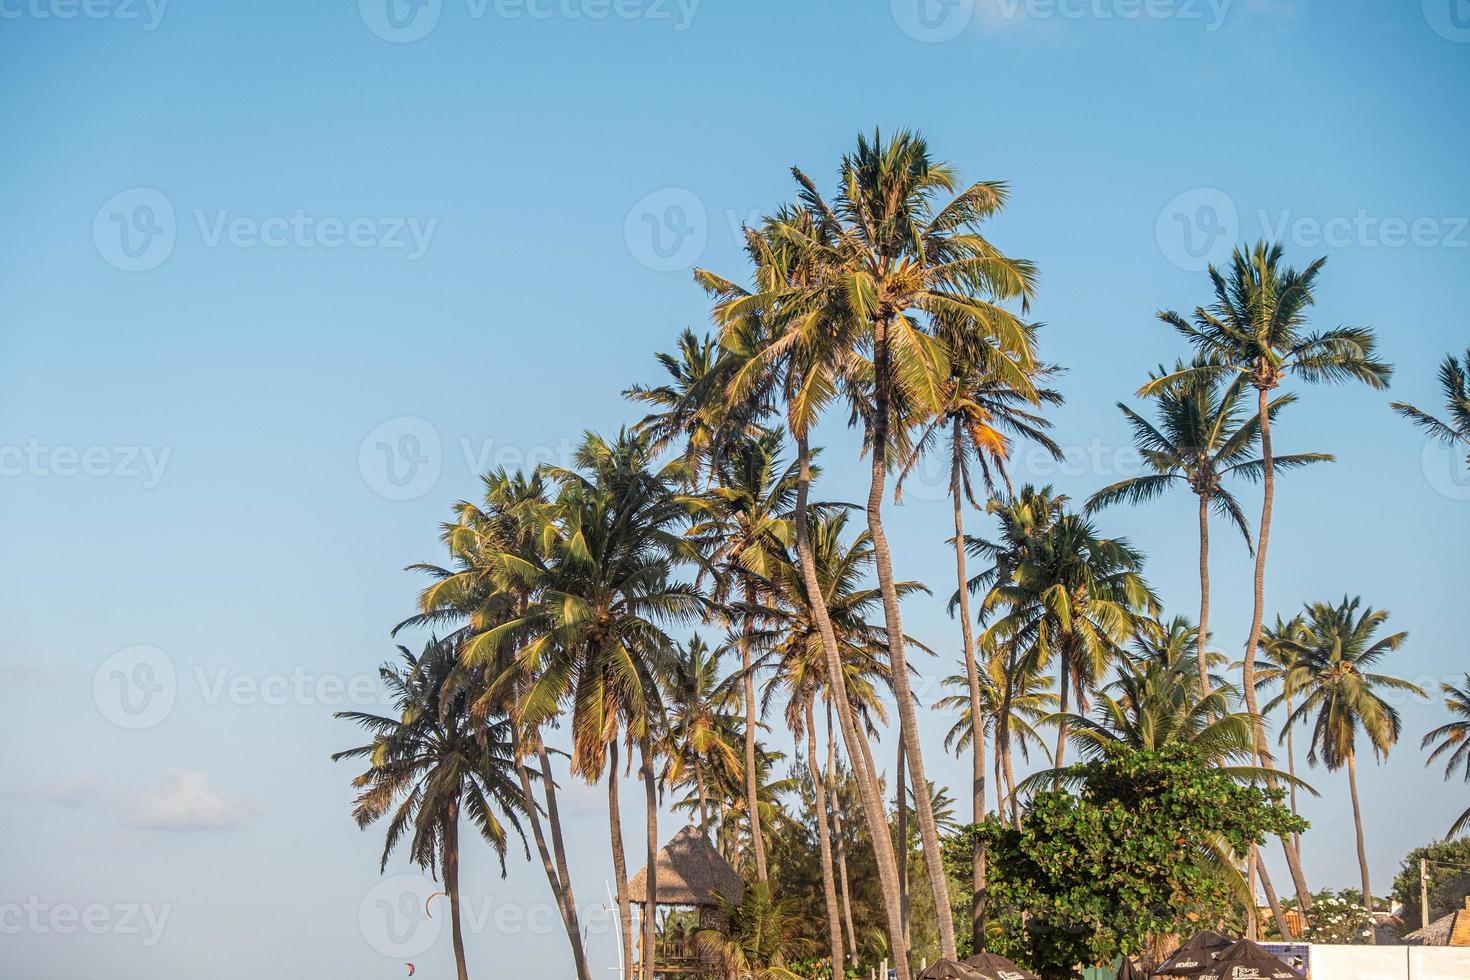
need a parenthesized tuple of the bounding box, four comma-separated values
(333, 131, 1469, 979)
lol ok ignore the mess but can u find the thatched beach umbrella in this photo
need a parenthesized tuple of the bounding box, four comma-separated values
(1152, 931, 1233, 976)
(962, 951, 1040, 980)
(918, 957, 985, 979)
(1194, 939, 1304, 980)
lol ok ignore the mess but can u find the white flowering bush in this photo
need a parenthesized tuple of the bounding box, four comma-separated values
(1302, 895, 1374, 944)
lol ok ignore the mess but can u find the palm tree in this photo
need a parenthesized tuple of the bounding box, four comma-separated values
(658, 634, 742, 835)
(694, 882, 818, 980)
(699, 209, 915, 977)
(757, 509, 917, 975)
(766, 129, 1041, 963)
(970, 486, 1159, 774)
(1270, 597, 1426, 938)
(1423, 675, 1470, 838)
(471, 432, 703, 980)
(1254, 615, 1311, 852)
(1391, 348, 1470, 464)
(333, 639, 530, 980)
(897, 340, 1063, 949)
(1127, 616, 1229, 692)
(1146, 242, 1393, 921)
(624, 327, 752, 475)
(406, 468, 595, 980)
(934, 658, 1056, 824)
(689, 431, 801, 883)
(1088, 363, 1330, 696)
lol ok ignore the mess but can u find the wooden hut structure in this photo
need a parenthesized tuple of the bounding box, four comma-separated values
(627, 825, 744, 976)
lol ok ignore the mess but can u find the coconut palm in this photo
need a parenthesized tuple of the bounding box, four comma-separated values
(896, 340, 1063, 948)
(471, 431, 703, 980)
(333, 639, 530, 980)
(1145, 242, 1393, 920)
(699, 208, 915, 976)
(757, 509, 918, 974)
(1423, 675, 1470, 838)
(1088, 362, 1330, 696)
(1254, 615, 1312, 852)
(762, 128, 1041, 963)
(1391, 349, 1470, 464)
(405, 468, 595, 980)
(688, 431, 801, 883)
(969, 486, 1159, 774)
(694, 881, 818, 980)
(1270, 597, 1426, 938)
(624, 327, 756, 476)
(658, 634, 742, 835)
(1127, 616, 1229, 693)
(934, 658, 1056, 822)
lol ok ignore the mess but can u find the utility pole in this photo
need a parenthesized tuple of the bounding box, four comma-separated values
(1421, 858, 1430, 931)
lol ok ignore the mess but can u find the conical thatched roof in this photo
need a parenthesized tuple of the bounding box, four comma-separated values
(627, 825, 744, 907)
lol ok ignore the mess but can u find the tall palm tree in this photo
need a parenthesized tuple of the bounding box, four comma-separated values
(897, 340, 1063, 949)
(1391, 348, 1470, 464)
(658, 634, 742, 835)
(689, 431, 801, 883)
(768, 129, 1041, 963)
(333, 639, 530, 980)
(1088, 363, 1330, 696)
(1127, 615, 1228, 692)
(694, 882, 818, 980)
(1270, 597, 1426, 938)
(970, 486, 1159, 773)
(405, 468, 595, 980)
(1254, 615, 1311, 853)
(1423, 674, 1470, 838)
(472, 432, 703, 980)
(699, 209, 916, 977)
(934, 656, 1056, 823)
(757, 509, 916, 975)
(1146, 242, 1393, 921)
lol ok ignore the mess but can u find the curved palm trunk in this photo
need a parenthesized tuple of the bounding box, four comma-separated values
(444, 805, 470, 980)
(1245, 848, 1259, 941)
(694, 759, 710, 835)
(997, 643, 1022, 827)
(740, 580, 768, 882)
(607, 741, 635, 980)
(513, 733, 592, 980)
(1284, 692, 1301, 854)
(1257, 847, 1291, 939)
(993, 737, 1006, 829)
(1244, 387, 1314, 927)
(807, 700, 845, 976)
(828, 701, 858, 961)
(640, 736, 660, 978)
(1196, 492, 1213, 698)
(1346, 751, 1375, 942)
(950, 422, 987, 949)
(796, 430, 913, 980)
(866, 322, 958, 960)
(896, 728, 910, 951)
(1053, 658, 1071, 776)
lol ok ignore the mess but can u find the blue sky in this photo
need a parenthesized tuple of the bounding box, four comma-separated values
(2, 1, 1468, 976)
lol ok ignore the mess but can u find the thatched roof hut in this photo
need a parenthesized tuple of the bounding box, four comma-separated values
(627, 825, 744, 908)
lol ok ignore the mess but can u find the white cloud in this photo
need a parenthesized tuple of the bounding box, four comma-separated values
(125, 768, 258, 831)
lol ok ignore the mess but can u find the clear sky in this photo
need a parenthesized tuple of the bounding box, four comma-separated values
(2, 2, 1467, 977)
